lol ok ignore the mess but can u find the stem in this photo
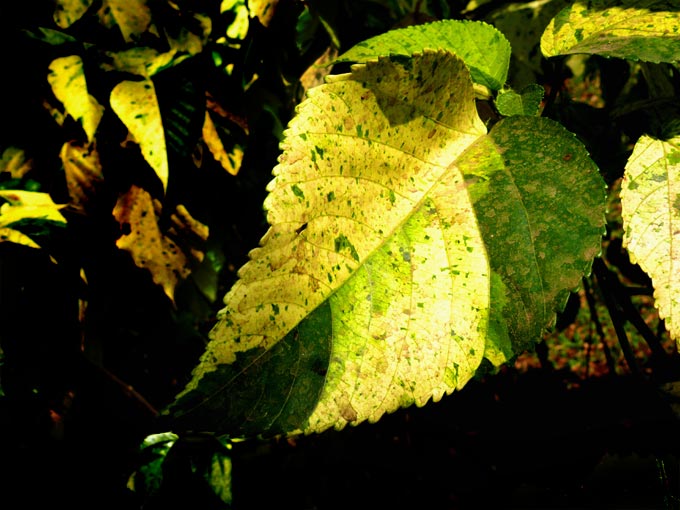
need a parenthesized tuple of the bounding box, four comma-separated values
(593, 258, 642, 377)
(583, 276, 617, 375)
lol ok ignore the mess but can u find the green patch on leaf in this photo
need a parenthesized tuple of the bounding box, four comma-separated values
(334, 233, 360, 262)
(336, 19, 511, 91)
(291, 184, 305, 199)
(495, 84, 545, 117)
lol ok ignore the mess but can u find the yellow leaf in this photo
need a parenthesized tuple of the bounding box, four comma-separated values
(0, 147, 32, 179)
(168, 205, 210, 263)
(100, 0, 152, 43)
(48, 56, 104, 142)
(221, 0, 249, 40)
(622, 135, 680, 343)
(110, 80, 168, 191)
(103, 47, 178, 78)
(60, 141, 104, 213)
(248, 0, 278, 27)
(113, 186, 208, 302)
(0, 191, 67, 227)
(0, 227, 42, 249)
(54, 0, 94, 28)
(202, 112, 243, 176)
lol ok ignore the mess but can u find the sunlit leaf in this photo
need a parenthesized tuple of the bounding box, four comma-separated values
(103, 48, 174, 78)
(169, 50, 605, 437)
(0, 190, 67, 226)
(48, 56, 104, 142)
(621, 134, 680, 343)
(336, 19, 511, 90)
(100, 0, 152, 43)
(0, 227, 42, 250)
(541, 0, 680, 63)
(222, 0, 250, 40)
(202, 112, 243, 176)
(101, 14, 209, 77)
(59, 141, 104, 213)
(110, 80, 168, 191)
(53, 0, 94, 28)
(248, 0, 278, 26)
(113, 186, 208, 302)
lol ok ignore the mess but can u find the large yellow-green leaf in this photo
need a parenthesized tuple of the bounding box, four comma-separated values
(541, 0, 680, 63)
(336, 19, 511, 91)
(48, 56, 104, 142)
(168, 50, 605, 438)
(621, 135, 680, 343)
(110, 79, 168, 191)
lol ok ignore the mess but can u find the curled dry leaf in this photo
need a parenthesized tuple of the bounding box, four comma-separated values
(0, 147, 32, 179)
(299, 46, 338, 93)
(167, 205, 210, 264)
(113, 186, 208, 302)
(60, 141, 104, 213)
(202, 112, 244, 176)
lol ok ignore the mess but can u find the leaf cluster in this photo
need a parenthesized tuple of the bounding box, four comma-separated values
(2, 1, 680, 509)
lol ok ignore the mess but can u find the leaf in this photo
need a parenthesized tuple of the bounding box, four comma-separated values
(128, 433, 232, 506)
(101, 15, 209, 78)
(53, 0, 94, 28)
(495, 84, 545, 117)
(486, 0, 572, 87)
(59, 141, 104, 213)
(202, 112, 244, 176)
(0, 147, 32, 179)
(0, 191, 67, 226)
(48, 56, 104, 142)
(541, 0, 680, 63)
(110, 79, 168, 191)
(168, 50, 605, 437)
(621, 135, 680, 343)
(113, 186, 208, 302)
(0, 227, 42, 250)
(299, 46, 339, 93)
(222, 0, 250, 40)
(127, 432, 179, 497)
(100, 0, 152, 43)
(0, 191, 66, 258)
(103, 48, 179, 78)
(335, 19, 511, 91)
(248, 0, 278, 27)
